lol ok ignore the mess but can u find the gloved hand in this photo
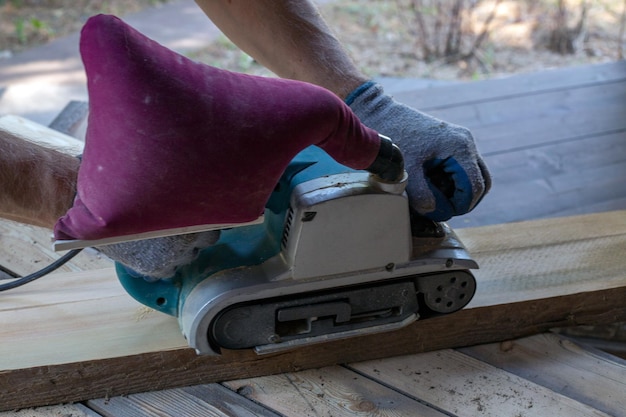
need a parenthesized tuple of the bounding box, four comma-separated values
(347, 82, 491, 221)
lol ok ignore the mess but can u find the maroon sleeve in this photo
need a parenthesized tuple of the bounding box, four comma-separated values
(53, 14, 380, 241)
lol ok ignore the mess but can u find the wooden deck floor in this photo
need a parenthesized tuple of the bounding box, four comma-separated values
(399, 60, 626, 229)
(1, 61, 625, 417)
(82, 332, 626, 417)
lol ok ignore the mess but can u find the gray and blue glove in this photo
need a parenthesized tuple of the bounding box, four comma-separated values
(347, 81, 491, 221)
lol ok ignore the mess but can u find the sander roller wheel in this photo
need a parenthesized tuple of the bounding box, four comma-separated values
(417, 270, 476, 314)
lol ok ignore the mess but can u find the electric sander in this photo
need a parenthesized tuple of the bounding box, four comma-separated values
(115, 146, 477, 355)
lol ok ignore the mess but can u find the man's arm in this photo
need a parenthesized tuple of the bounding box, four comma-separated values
(0, 130, 78, 228)
(194, 0, 367, 99)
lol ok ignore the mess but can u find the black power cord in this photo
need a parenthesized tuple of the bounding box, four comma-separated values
(0, 249, 83, 292)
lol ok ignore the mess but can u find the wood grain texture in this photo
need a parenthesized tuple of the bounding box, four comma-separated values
(395, 61, 626, 111)
(0, 404, 100, 417)
(0, 211, 625, 411)
(0, 114, 84, 156)
(459, 333, 626, 417)
(348, 349, 612, 417)
(85, 333, 626, 417)
(87, 384, 280, 417)
(0, 220, 113, 278)
(457, 210, 626, 307)
(223, 366, 447, 417)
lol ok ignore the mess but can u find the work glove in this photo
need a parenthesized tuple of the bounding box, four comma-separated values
(347, 82, 491, 221)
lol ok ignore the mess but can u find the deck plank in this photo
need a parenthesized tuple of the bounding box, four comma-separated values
(481, 131, 626, 185)
(223, 366, 448, 417)
(395, 61, 626, 110)
(347, 349, 612, 417)
(459, 333, 626, 417)
(420, 64, 626, 228)
(456, 164, 626, 226)
(0, 405, 101, 417)
(87, 384, 280, 417)
(440, 81, 626, 155)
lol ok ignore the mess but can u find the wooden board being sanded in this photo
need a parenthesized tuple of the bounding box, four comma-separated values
(0, 210, 625, 411)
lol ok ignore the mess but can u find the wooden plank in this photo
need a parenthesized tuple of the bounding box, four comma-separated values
(471, 91, 623, 157)
(48, 100, 88, 138)
(553, 322, 626, 359)
(394, 61, 626, 111)
(459, 333, 626, 417)
(0, 114, 84, 156)
(452, 162, 626, 227)
(0, 404, 101, 417)
(0, 220, 113, 277)
(87, 333, 624, 417)
(425, 78, 626, 155)
(458, 210, 626, 307)
(87, 384, 280, 417)
(454, 210, 626, 253)
(347, 349, 612, 417)
(555, 196, 626, 221)
(429, 71, 625, 124)
(223, 366, 448, 417)
(2, 285, 623, 412)
(0, 277, 183, 370)
(1, 211, 624, 367)
(0, 211, 624, 411)
(448, 131, 626, 227)
(484, 131, 626, 185)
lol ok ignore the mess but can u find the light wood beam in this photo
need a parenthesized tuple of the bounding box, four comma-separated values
(0, 210, 624, 411)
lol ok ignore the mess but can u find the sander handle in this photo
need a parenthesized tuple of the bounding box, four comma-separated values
(366, 135, 405, 183)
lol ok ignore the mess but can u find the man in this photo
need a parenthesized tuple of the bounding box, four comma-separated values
(0, 0, 490, 278)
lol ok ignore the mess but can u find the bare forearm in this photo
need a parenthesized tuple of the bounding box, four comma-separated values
(0, 131, 78, 228)
(195, 0, 368, 99)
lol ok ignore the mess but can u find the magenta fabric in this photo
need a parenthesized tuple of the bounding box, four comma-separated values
(53, 14, 381, 241)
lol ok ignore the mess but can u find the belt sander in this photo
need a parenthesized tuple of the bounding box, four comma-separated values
(47, 15, 478, 355)
(115, 147, 476, 355)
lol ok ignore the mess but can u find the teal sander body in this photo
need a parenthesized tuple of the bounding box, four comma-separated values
(116, 146, 478, 355)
